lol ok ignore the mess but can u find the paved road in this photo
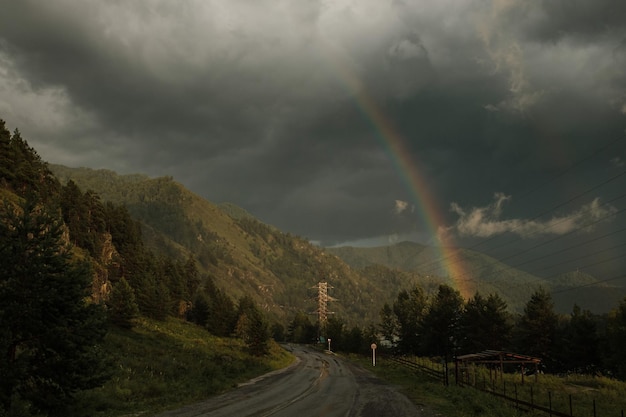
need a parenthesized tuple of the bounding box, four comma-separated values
(154, 345, 428, 417)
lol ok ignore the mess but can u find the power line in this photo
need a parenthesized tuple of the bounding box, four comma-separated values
(414, 173, 626, 281)
(409, 136, 626, 278)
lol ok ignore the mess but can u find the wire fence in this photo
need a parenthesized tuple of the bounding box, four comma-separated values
(386, 354, 626, 417)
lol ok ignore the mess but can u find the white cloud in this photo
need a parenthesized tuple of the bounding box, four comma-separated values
(394, 199, 409, 214)
(448, 193, 617, 238)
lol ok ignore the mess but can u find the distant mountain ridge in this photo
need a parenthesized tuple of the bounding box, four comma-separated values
(50, 164, 624, 316)
(327, 242, 547, 312)
(327, 241, 625, 314)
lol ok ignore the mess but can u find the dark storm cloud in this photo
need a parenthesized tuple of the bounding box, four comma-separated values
(1, 0, 625, 255)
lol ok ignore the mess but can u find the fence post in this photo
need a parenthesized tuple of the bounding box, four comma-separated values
(548, 391, 552, 417)
(593, 398, 596, 417)
(515, 384, 518, 408)
(530, 385, 534, 408)
(569, 394, 572, 417)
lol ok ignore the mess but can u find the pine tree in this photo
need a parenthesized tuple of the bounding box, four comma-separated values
(235, 296, 269, 356)
(0, 197, 108, 415)
(107, 278, 140, 329)
(379, 302, 398, 348)
(460, 292, 511, 354)
(421, 284, 464, 359)
(0, 120, 14, 186)
(514, 287, 559, 367)
(604, 297, 626, 378)
(288, 311, 317, 344)
(393, 286, 427, 354)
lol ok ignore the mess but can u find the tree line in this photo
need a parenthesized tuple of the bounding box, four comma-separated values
(287, 281, 626, 380)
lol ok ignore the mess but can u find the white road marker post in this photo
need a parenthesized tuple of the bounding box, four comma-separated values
(371, 343, 377, 366)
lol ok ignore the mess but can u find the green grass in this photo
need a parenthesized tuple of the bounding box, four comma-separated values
(70, 317, 294, 417)
(348, 355, 525, 417)
(349, 354, 626, 417)
(464, 368, 626, 417)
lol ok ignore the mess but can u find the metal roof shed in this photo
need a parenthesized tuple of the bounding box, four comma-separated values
(455, 350, 542, 386)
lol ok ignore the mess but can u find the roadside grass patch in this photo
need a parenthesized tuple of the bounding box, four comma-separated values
(349, 354, 626, 417)
(70, 317, 294, 417)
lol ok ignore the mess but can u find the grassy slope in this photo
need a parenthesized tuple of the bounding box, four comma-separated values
(72, 318, 294, 417)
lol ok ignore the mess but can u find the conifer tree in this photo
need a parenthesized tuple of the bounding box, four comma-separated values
(460, 292, 511, 354)
(288, 311, 317, 344)
(514, 287, 559, 367)
(235, 296, 269, 356)
(379, 302, 398, 348)
(604, 297, 626, 378)
(0, 197, 108, 415)
(107, 277, 140, 329)
(421, 284, 464, 359)
(393, 286, 427, 354)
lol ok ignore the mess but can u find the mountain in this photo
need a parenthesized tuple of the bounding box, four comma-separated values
(327, 242, 549, 313)
(50, 165, 394, 326)
(327, 242, 625, 314)
(548, 271, 626, 314)
(49, 164, 624, 317)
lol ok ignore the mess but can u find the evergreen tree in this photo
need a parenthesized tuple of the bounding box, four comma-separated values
(188, 292, 210, 327)
(460, 292, 511, 354)
(107, 277, 140, 329)
(514, 287, 559, 368)
(557, 305, 600, 373)
(203, 276, 237, 337)
(235, 296, 269, 356)
(182, 255, 201, 299)
(379, 302, 398, 348)
(0, 122, 59, 203)
(271, 323, 286, 342)
(421, 284, 464, 359)
(326, 316, 346, 351)
(604, 297, 626, 378)
(288, 311, 317, 344)
(0, 197, 108, 415)
(393, 286, 427, 354)
(0, 120, 14, 186)
(344, 325, 364, 354)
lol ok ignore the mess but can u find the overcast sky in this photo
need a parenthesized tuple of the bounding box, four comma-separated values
(1, 0, 625, 284)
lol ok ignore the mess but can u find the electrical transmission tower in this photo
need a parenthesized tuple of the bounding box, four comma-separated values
(311, 281, 336, 333)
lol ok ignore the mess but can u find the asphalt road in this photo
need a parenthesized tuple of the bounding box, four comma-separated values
(154, 345, 429, 417)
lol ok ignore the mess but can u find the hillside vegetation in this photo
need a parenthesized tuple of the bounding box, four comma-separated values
(50, 164, 403, 326)
(71, 317, 293, 417)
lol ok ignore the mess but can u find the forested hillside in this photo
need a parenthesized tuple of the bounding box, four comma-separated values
(49, 164, 402, 326)
(0, 120, 286, 415)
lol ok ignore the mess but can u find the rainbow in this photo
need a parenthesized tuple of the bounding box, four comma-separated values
(321, 42, 473, 299)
